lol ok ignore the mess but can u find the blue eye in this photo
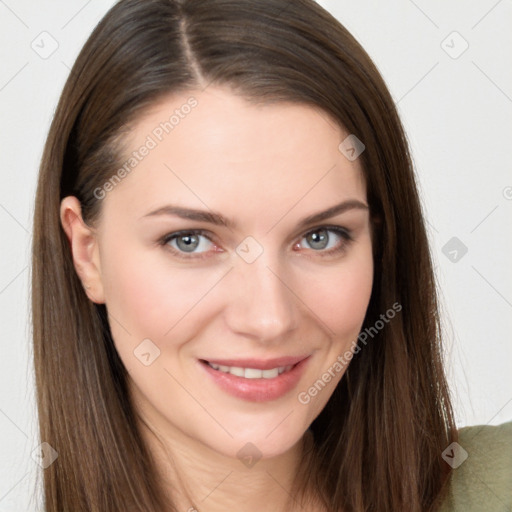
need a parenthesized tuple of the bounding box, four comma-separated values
(299, 226, 353, 255)
(162, 230, 214, 255)
(158, 225, 353, 260)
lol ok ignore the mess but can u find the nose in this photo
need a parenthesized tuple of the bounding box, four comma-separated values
(224, 249, 299, 344)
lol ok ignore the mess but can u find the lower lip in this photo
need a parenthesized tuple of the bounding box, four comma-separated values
(199, 357, 311, 402)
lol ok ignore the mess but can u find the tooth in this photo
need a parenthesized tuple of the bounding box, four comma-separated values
(207, 362, 293, 378)
(229, 366, 245, 377)
(244, 368, 263, 379)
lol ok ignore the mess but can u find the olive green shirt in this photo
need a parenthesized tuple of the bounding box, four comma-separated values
(438, 420, 512, 511)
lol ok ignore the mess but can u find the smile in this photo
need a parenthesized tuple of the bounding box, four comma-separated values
(198, 356, 311, 402)
(205, 362, 294, 378)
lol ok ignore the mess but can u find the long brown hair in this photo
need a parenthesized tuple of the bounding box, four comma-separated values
(31, 0, 457, 510)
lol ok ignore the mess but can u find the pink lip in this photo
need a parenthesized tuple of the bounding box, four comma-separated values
(198, 355, 311, 402)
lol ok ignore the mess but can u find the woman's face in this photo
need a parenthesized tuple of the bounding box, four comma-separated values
(70, 86, 373, 460)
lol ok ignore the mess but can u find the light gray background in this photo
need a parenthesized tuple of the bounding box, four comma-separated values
(1, 0, 511, 509)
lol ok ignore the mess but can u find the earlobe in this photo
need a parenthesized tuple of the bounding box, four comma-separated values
(59, 196, 105, 304)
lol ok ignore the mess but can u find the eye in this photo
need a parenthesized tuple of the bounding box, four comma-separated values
(295, 226, 353, 257)
(158, 225, 353, 261)
(159, 230, 217, 259)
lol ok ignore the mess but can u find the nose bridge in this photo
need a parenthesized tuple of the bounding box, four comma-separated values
(226, 242, 298, 341)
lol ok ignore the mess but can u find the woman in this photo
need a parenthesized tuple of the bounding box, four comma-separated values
(31, 0, 511, 511)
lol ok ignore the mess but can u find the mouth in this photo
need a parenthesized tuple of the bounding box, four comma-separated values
(198, 355, 310, 402)
(204, 361, 295, 378)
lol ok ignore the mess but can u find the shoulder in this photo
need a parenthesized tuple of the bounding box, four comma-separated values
(437, 420, 512, 511)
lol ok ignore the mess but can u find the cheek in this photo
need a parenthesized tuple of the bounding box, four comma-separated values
(100, 244, 224, 348)
(306, 251, 373, 336)
(101, 234, 373, 345)
(100, 222, 373, 351)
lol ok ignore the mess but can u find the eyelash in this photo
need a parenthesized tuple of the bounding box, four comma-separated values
(157, 225, 354, 261)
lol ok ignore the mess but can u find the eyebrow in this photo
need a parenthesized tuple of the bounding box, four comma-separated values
(140, 199, 369, 230)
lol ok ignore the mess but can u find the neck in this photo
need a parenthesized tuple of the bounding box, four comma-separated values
(138, 415, 320, 512)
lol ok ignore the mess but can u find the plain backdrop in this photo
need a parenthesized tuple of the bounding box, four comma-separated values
(1, 0, 511, 510)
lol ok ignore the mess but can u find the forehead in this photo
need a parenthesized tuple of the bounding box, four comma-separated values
(100, 86, 367, 228)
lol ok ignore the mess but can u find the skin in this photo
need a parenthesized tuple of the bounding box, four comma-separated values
(60, 86, 373, 512)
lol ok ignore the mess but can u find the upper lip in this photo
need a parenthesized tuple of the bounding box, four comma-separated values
(201, 355, 310, 370)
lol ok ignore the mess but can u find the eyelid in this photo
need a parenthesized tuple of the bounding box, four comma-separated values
(158, 224, 353, 260)
(302, 224, 353, 241)
(297, 224, 354, 259)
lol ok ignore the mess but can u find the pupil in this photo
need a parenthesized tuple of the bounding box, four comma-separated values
(309, 230, 327, 249)
(178, 234, 198, 252)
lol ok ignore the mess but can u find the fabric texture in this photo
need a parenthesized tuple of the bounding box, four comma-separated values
(438, 420, 512, 511)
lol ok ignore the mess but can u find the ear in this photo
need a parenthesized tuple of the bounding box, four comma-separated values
(60, 196, 105, 304)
